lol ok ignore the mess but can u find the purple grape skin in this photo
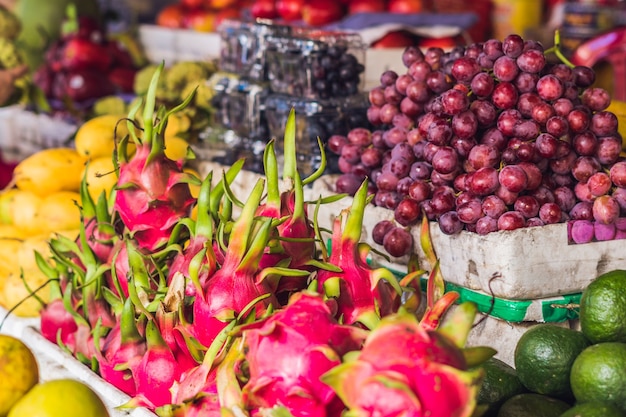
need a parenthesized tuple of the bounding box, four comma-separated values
(594, 222, 616, 241)
(438, 211, 464, 235)
(570, 220, 595, 244)
(372, 220, 395, 245)
(382, 226, 414, 257)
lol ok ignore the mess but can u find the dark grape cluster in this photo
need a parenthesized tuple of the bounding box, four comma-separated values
(266, 37, 365, 99)
(328, 34, 626, 257)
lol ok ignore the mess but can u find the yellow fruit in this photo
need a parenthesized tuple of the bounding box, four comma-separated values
(164, 135, 191, 162)
(80, 157, 117, 201)
(0, 267, 49, 317)
(0, 224, 26, 239)
(165, 112, 191, 137)
(17, 234, 51, 271)
(0, 334, 39, 417)
(0, 189, 21, 224)
(13, 148, 87, 197)
(8, 190, 41, 236)
(35, 191, 81, 234)
(183, 166, 202, 198)
(0, 238, 22, 271)
(74, 114, 129, 159)
(8, 379, 110, 417)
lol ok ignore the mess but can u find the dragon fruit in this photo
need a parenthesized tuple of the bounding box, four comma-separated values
(321, 309, 484, 417)
(238, 291, 368, 417)
(316, 180, 403, 329)
(94, 297, 146, 396)
(190, 177, 279, 348)
(256, 111, 319, 277)
(166, 160, 245, 297)
(322, 219, 491, 417)
(127, 318, 184, 409)
(114, 62, 196, 252)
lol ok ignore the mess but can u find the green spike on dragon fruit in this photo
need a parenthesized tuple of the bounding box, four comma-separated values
(316, 179, 403, 329)
(322, 310, 485, 417)
(190, 177, 279, 348)
(113, 61, 197, 252)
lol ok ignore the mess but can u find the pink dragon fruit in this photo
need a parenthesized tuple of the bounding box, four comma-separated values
(238, 291, 368, 417)
(127, 318, 184, 410)
(166, 160, 245, 297)
(322, 309, 484, 417)
(316, 179, 403, 329)
(190, 177, 279, 348)
(94, 297, 146, 396)
(79, 170, 117, 264)
(114, 62, 196, 252)
(322, 219, 491, 417)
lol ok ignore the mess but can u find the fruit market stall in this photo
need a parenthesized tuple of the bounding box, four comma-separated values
(3, 0, 626, 416)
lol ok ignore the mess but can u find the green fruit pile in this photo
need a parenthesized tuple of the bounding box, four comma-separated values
(491, 269, 626, 417)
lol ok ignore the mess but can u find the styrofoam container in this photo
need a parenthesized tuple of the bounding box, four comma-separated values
(138, 25, 221, 64)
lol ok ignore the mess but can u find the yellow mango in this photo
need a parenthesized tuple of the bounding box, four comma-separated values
(36, 191, 81, 234)
(0, 188, 21, 224)
(0, 238, 22, 271)
(0, 224, 26, 239)
(0, 267, 50, 317)
(9, 190, 41, 236)
(13, 148, 87, 197)
(165, 135, 192, 162)
(17, 234, 52, 271)
(81, 156, 118, 201)
(74, 114, 129, 159)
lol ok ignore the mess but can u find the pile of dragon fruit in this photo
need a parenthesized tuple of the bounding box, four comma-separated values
(33, 64, 492, 417)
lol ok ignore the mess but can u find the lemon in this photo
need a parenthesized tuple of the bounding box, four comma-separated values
(0, 334, 39, 417)
(514, 324, 589, 399)
(8, 378, 110, 417)
(569, 342, 626, 412)
(74, 114, 128, 159)
(80, 157, 117, 201)
(579, 269, 626, 344)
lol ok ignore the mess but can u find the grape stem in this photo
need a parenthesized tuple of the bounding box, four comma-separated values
(544, 29, 576, 68)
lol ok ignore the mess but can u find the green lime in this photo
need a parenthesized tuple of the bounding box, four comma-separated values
(569, 342, 626, 412)
(497, 393, 570, 417)
(579, 269, 626, 344)
(514, 324, 589, 398)
(476, 357, 526, 416)
(559, 402, 623, 417)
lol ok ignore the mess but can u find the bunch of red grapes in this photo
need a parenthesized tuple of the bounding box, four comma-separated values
(327, 34, 626, 258)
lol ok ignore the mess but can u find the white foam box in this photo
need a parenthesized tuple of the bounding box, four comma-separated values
(138, 25, 222, 64)
(0, 308, 155, 417)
